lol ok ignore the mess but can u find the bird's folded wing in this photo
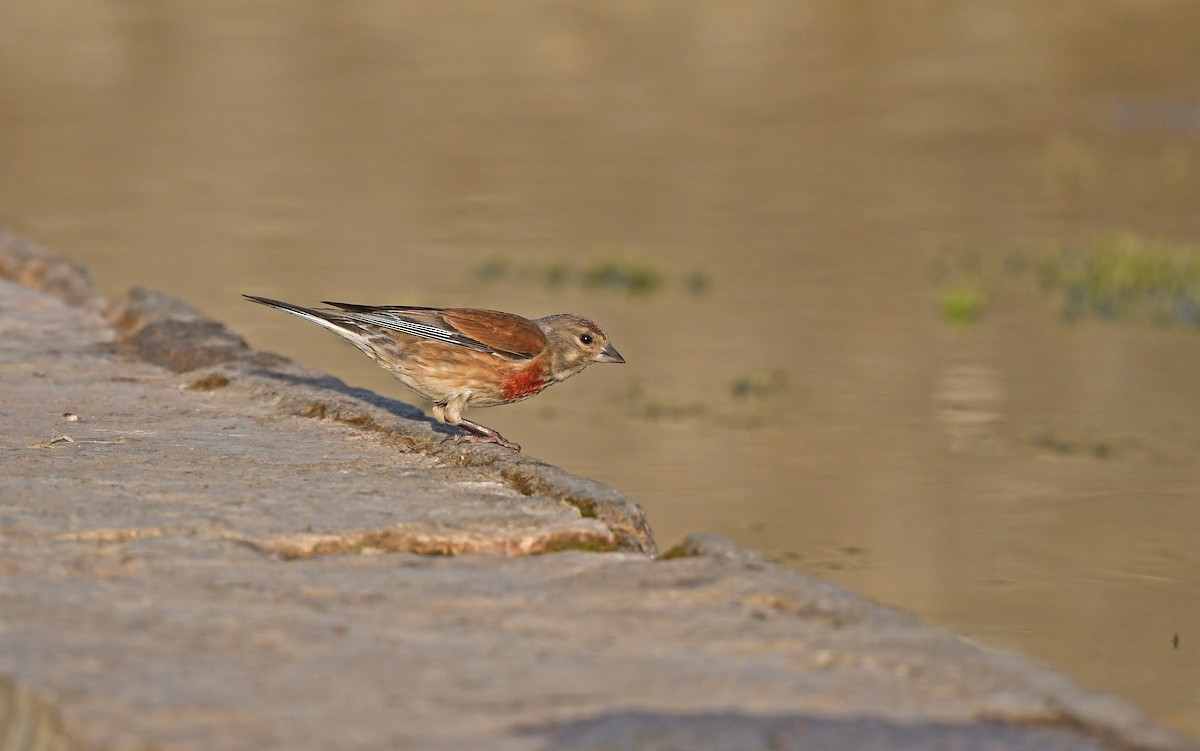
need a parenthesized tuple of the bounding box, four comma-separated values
(437, 309, 547, 359)
(323, 303, 546, 360)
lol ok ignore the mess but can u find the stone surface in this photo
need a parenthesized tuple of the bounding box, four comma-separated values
(0, 230, 1194, 751)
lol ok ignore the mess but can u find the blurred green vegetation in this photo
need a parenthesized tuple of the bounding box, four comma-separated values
(1037, 234, 1200, 327)
(1030, 430, 1128, 460)
(730, 369, 787, 399)
(939, 285, 986, 325)
(582, 259, 663, 295)
(471, 256, 711, 297)
(1038, 135, 1199, 200)
(615, 368, 788, 426)
(928, 248, 989, 327)
(931, 233, 1200, 331)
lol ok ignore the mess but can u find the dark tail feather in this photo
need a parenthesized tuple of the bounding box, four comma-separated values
(243, 294, 314, 316)
(323, 301, 431, 314)
(243, 294, 375, 348)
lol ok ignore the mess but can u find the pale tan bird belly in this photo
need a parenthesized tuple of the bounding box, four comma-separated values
(378, 344, 546, 408)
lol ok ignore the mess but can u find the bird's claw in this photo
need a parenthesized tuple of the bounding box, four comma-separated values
(453, 432, 522, 452)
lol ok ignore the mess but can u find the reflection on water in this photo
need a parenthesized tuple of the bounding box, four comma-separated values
(2, 0, 1199, 737)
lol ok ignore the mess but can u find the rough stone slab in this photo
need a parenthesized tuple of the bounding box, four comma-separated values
(0, 229, 1195, 751)
(0, 282, 630, 559)
(1, 534, 1192, 751)
(0, 233, 655, 557)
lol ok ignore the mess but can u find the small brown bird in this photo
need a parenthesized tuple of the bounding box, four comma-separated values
(244, 295, 625, 451)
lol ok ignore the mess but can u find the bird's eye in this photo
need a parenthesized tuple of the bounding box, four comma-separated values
(579, 333, 594, 345)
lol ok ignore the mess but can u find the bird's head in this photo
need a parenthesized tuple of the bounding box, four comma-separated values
(537, 314, 625, 380)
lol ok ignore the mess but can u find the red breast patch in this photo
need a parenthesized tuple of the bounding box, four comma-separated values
(502, 368, 547, 401)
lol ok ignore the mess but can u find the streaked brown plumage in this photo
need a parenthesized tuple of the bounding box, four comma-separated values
(243, 295, 625, 451)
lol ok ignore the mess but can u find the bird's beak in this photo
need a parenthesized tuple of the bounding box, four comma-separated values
(595, 343, 625, 364)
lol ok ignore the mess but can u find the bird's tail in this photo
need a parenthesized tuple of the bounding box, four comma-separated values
(243, 295, 344, 330)
(243, 294, 380, 359)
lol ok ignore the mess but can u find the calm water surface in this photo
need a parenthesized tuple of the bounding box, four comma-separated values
(2, 1, 1199, 736)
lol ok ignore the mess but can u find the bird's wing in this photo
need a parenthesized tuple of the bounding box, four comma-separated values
(322, 303, 546, 360)
(437, 309, 548, 359)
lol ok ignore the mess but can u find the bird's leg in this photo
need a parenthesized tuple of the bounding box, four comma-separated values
(436, 398, 521, 451)
(453, 418, 521, 452)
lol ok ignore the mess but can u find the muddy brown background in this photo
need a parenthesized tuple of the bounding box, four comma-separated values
(2, 1, 1198, 736)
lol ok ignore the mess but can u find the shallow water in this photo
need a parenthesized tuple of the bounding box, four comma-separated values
(2, 0, 1198, 736)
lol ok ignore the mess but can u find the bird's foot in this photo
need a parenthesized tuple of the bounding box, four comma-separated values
(453, 433, 522, 452)
(453, 419, 521, 452)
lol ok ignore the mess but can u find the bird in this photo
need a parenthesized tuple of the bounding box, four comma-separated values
(243, 295, 625, 451)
